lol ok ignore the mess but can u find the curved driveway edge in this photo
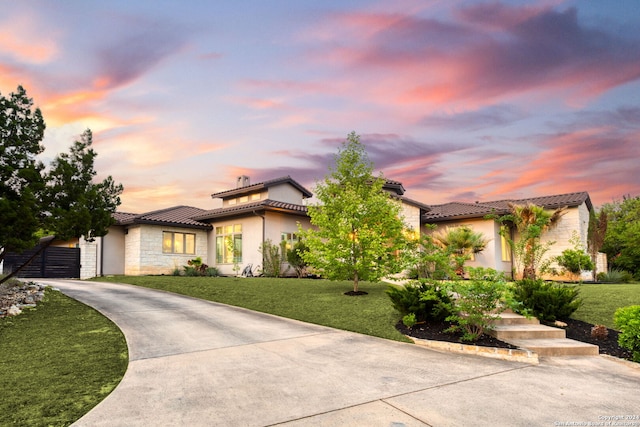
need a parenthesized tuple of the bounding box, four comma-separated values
(40, 279, 640, 427)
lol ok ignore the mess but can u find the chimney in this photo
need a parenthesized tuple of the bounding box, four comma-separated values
(237, 175, 250, 188)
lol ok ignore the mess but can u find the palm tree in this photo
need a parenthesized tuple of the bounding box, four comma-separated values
(502, 203, 566, 280)
(432, 226, 489, 276)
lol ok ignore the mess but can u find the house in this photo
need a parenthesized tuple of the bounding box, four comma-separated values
(422, 192, 607, 280)
(79, 175, 430, 278)
(61, 176, 602, 281)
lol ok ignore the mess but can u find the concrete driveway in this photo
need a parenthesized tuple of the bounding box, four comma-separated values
(41, 279, 640, 427)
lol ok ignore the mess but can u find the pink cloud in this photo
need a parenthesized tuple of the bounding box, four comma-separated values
(483, 126, 640, 205)
(305, 4, 640, 109)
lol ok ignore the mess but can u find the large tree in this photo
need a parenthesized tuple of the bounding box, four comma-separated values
(601, 195, 640, 278)
(43, 129, 123, 241)
(301, 132, 408, 293)
(0, 87, 123, 283)
(0, 86, 46, 263)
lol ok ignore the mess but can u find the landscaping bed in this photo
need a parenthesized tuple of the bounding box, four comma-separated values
(397, 318, 635, 362)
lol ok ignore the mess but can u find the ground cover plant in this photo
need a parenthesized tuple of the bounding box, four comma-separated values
(92, 275, 411, 342)
(0, 288, 128, 426)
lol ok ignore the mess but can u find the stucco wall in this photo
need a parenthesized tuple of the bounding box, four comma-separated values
(124, 225, 208, 275)
(206, 212, 311, 276)
(208, 215, 263, 276)
(102, 226, 126, 275)
(430, 218, 511, 275)
(267, 184, 306, 204)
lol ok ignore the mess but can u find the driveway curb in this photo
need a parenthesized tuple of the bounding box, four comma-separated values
(408, 335, 540, 364)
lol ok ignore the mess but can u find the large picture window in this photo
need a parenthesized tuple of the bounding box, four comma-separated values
(163, 232, 195, 254)
(216, 224, 242, 264)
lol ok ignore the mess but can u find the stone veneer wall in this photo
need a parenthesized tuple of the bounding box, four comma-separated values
(79, 239, 98, 279)
(124, 225, 209, 275)
(536, 202, 594, 280)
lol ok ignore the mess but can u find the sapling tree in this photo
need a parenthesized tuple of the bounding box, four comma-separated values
(300, 132, 408, 293)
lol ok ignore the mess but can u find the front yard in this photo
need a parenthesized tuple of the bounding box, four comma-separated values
(1, 276, 638, 426)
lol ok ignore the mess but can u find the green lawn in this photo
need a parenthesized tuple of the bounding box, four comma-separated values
(0, 288, 128, 427)
(92, 275, 411, 342)
(571, 283, 640, 329)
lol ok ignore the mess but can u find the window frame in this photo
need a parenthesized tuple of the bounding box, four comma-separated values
(162, 231, 196, 255)
(215, 224, 243, 264)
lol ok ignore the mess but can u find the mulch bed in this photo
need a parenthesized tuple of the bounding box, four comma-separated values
(397, 318, 635, 362)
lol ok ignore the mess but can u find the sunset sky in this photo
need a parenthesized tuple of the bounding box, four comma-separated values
(2, 0, 639, 213)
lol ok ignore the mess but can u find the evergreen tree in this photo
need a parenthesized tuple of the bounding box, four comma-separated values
(0, 86, 46, 263)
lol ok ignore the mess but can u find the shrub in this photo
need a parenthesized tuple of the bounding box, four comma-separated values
(386, 280, 451, 323)
(513, 279, 582, 322)
(590, 324, 608, 340)
(445, 272, 510, 342)
(260, 239, 289, 278)
(555, 248, 594, 281)
(597, 268, 633, 283)
(286, 240, 308, 278)
(205, 267, 220, 277)
(402, 313, 417, 328)
(614, 305, 640, 362)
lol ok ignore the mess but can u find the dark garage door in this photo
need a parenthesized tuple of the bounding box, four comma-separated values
(4, 246, 80, 279)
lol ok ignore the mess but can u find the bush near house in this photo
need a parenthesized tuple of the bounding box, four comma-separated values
(512, 278, 582, 322)
(386, 279, 452, 323)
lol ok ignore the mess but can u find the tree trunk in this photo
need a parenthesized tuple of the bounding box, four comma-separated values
(353, 271, 359, 293)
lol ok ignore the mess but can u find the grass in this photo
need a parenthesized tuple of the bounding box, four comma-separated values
(92, 275, 411, 342)
(0, 288, 128, 427)
(571, 283, 640, 329)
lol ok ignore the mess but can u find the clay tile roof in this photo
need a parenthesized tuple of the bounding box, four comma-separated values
(114, 206, 212, 229)
(423, 191, 591, 222)
(382, 179, 406, 195)
(211, 176, 313, 199)
(112, 212, 138, 223)
(193, 199, 308, 221)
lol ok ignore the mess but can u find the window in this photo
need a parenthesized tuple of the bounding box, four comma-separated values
(216, 224, 242, 263)
(500, 227, 511, 262)
(163, 232, 195, 254)
(281, 232, 298, 251)
(251, 193, 261, 201)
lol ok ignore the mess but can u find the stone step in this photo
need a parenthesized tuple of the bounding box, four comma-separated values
(504, 338, 599, 357)
(489, 324, 566, 340)
(492, 312, 540, 326)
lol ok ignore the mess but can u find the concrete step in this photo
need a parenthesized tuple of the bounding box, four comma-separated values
(504, 338, 599, 357)
(492, 312, 540, 326)
(489, 324, 566, 340)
